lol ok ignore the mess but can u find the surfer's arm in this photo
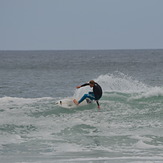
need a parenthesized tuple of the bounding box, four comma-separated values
(81, 83, 89, 87)
(76, 83, 89, 89)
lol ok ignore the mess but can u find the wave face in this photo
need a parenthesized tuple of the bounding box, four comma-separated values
(0, 73, 163, 163)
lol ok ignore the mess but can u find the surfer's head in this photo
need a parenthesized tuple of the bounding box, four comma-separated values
(89, 80, 95, 87)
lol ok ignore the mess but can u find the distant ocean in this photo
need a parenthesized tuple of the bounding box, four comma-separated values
(0, 49, 163, 163)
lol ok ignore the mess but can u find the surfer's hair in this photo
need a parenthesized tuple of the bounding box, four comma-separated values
(89, 80, 95, 85)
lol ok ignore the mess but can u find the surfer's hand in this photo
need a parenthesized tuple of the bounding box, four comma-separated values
(98, 105, 100, 110)
(76, 86, 81, 89)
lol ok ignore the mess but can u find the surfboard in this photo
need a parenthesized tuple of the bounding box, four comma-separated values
(56, 97, 93, 109)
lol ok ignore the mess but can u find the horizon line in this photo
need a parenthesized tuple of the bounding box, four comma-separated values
(0, 48, 163, 51)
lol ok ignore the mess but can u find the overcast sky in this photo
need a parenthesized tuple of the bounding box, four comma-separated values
(0, 0, 163, 50)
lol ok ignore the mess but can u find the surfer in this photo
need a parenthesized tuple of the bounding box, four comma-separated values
(73, 80, 102, 109)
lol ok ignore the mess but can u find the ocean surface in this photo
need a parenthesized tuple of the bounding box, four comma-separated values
(0, 49, 163, 163)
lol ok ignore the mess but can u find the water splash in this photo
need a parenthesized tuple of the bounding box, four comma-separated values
(96, 72, 150, 93)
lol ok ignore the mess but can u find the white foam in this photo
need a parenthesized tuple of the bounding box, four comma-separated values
(135, 140, 157, 149)
(130, 135, 153, 142)
(96, 72, 149, 93)
(132, 87, 163, 100)
(60, 156, 163, 162)
(0, 96, 54, 107)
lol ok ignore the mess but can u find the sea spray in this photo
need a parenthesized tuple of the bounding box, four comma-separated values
(96, 72, 150, 93)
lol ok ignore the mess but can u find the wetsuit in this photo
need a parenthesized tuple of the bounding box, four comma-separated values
(78, 82, 102, 107)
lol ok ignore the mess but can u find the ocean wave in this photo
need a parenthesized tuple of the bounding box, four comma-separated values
(129, 87, 163, 100)
(72, 72, 150, 101)
(96, 72, 150, 93)
(72, 73, 163, 108)
(0, 92, 163, 161)
(0, 72, 162, 113)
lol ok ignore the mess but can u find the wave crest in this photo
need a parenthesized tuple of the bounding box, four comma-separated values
(96, 72, 149, 93)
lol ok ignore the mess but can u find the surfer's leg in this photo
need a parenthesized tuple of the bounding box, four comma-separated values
(88, 92, 94, 95)
(78, 93, 95, 104)
(88, 92, 95, 98)
(78, 94, 89, 104)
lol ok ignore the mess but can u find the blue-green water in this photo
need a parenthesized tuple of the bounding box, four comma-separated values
(0, 50, 163, 163)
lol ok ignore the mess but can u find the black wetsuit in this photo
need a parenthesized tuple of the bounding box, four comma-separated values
(80, 82, 102, 106)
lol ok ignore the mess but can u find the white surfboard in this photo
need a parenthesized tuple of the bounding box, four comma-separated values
(56, 97, 93, 109)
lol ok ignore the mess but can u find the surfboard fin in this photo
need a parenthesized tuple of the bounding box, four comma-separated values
(86, 98, 92, 104)
(60, 101, 62, 105)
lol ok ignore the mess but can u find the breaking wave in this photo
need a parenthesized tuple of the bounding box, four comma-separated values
(0, 73, 163, 162)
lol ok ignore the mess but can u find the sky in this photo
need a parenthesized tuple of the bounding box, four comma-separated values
(0, 0, 163, 50)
